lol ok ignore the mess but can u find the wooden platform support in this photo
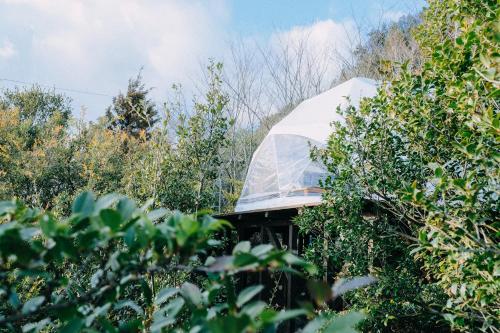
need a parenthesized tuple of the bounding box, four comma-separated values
(216, 207, 311, 332)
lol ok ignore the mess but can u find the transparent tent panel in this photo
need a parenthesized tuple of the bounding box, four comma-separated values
(234, 78, 379, 212)
(235, 134, 327, 212)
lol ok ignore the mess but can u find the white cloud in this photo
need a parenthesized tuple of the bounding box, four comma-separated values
(382, 10, 406, 22)
(0, 39, 16, 59)
(272, 19, 356, 58)
(268, 19, 357, 91)
(0, 0, 229, 118)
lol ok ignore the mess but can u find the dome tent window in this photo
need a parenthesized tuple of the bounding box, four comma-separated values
(235, 77, 378, 212)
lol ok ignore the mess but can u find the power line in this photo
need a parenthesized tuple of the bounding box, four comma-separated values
(0, 77, 114, 98)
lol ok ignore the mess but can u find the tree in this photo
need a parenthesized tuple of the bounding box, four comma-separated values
(73, 119, 132, 196)
(0, 85, 72, 127)
(159, 61, 231, 212)
(0, 89, 83, 211)
(337, 14, 422, 82)
(297, 0, 499, 331)
(106, 71, 159, 139)
(121, 124, 171, 206)
(0, 86, 72, 149)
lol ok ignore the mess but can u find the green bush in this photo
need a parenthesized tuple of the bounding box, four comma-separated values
(0, 192, 374, 332)
(296, 0, 498, 331)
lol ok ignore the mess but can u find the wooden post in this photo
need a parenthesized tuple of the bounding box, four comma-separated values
(259, 225, 264, 289)
(287, 224, 293, 309)
(323, 220, 328, 282)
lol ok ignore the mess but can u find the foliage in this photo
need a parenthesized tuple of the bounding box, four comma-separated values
(338, 14, 422, 82)
(159, 61, 231, 212)
(74, 119, 133, 196)
(120, 125, 169, 206)
(0, 86, 75, 205)
(106, 71, 159, 139)
(0, 86, 74, 202)
(0, 192, 371, 333)
(297, 0, 499, 332)
(295, 181, 448, 332)
(0, 85, 71, 129)
(408, 0, 499, 330)
(0, 105, 84, 210)
(0, 65, 231, 216)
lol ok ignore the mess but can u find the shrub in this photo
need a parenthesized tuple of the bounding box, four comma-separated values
(0, 192, 372, 332)
(296, 0, 499, 331)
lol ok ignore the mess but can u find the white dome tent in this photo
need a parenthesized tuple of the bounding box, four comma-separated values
(235, 77, 378, 212)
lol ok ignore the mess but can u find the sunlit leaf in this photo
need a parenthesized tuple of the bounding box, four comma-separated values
(236, 285, 264, 307)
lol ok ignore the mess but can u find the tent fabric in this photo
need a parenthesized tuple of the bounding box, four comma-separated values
(235, 77, 378, 213)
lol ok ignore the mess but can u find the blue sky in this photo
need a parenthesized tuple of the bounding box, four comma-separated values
(0, 0, 426, 120)
(230, 0, 424, 34)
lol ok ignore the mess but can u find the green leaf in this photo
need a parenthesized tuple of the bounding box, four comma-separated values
(72, 192, 95, 217)
(181, 282, 202, 306)
(114, 300, 144, 315)
(232, 241, 251, 254)
(207, 239, 221, 247)
(453, 178, 466, 189)
(271, 309, 308, 323)
(90, 269, 103, 288)
(0, 222, 16, 237)
(140, 279, 153, 305)
(124, 227, 135, 247)
(94, 193, 121, 212)
(22, 296, 45, 315)
(100, 209, 122, 232)
(59, 318, 83, 333)
(434, 167, 443, 178)
(236, 285, 264, 307)
(179, 216, 199, 235)
(85, 303, 111, 326)
(241, 301, 267, 319)
(302, 316, 328, 333)
(155, 287, 179, 306)
(40, 215, 57, 237)
(479, 53, 491, 67)
(324, 312, 365, 333)
(190, 325, 203, 333)
(22, 318, 51, 333)
(97, 318, 117, 333)
(331, 276, 377, 299)
(147, 208, 169, 222)
(466, 143, 477, 155)
(118, 319, 143, 333)
(0, 201, 16, 215)
(233, 252, 259, 267)
(203, 255, 234, 272)
(117, 198, 136, 221)
(250, 244, 273, 257)
(207, 314, 251, 333)
(20, 227, 40, 240)
(283, 252, 308, 266)
(8, 290, 20, 308)
(151, 298, 185, 332)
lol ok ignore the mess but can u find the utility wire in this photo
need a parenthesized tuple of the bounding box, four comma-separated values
(0, 77, 114, 97)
